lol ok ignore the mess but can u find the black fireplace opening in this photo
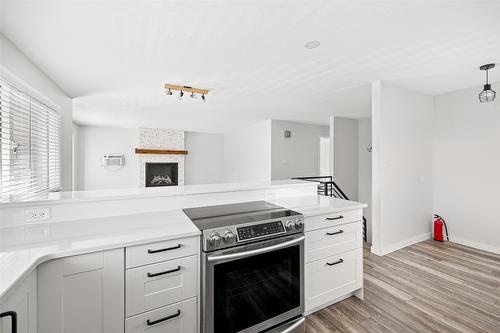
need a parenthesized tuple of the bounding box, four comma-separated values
(145, 162, 178, 187)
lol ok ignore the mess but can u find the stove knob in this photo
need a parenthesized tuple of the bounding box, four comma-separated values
(208, 232, 222, 247)
(223, 231, 236, 244)
(285, 220, 295, 231)
(295, 218, 304, 230)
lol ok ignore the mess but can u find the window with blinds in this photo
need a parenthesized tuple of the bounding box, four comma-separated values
(0, 77, 62, 201)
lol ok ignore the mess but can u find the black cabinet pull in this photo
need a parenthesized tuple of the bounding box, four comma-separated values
(147, 265, 182, 278)
(326, 230, 344, 236)
(147, 244, 181, 254)
(147, 310, 181, 326)
(0, 311, 17, 333)
(326, 216, 343, 221)
(326, 259, 344, 266)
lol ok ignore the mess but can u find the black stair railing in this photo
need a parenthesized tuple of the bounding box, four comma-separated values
(292, 176, 367, 242)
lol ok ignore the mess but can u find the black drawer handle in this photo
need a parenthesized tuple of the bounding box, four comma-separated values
(147, 265, 182, 278)
(0, 311, 17, 333)
(326, 216, 343, 221)
(147, 309, 181, 326)
(326, 230, 344, 236)
(147, 244, 181, 254)
(326, 259, 344, 266)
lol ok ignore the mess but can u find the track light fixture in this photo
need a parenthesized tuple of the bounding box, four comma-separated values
(164, 83, 208, 102)
(479, 63, 496, 103)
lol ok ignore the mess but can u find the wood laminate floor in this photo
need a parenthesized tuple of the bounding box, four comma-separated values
(305, 240, 500, 333)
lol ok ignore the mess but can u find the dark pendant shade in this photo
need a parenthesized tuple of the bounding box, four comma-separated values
(479, 83, 496, 103)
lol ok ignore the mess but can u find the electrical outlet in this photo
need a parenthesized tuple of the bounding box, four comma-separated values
(24, 208, 51, 222)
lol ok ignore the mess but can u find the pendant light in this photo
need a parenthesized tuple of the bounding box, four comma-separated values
(479, 63, 496, 103)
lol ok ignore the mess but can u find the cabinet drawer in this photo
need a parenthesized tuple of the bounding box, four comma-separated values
(305, 248, 363, 312)
(126, 255, 197, 317)
(125, 297, 197, 333)
(305, 221, 362, 263)
(126, 236, 198, 268)
(304, 209, 362, 232)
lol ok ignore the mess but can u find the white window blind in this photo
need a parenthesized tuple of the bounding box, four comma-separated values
(0, 77, 61, 200)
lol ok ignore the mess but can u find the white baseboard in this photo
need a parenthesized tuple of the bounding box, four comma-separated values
(370, 232, 431, 256)
(449, 236, 500, 255)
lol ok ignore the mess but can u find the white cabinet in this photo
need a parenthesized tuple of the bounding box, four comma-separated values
(38, 249, 124, 333)
(0, 270, 37, 333)
(124, 236, 199, 333)
(304, 209, 364, 314)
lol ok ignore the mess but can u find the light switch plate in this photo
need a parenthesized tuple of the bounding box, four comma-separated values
(24, 207, 51, 222)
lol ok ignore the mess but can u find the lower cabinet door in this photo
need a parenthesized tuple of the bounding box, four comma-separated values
(125, 297, 197, 333)
(38, 249, 125, 333)
(0, 270, 37, 333)
(305, 248, 363, 312)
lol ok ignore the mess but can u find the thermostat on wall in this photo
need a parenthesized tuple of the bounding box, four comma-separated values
(102, 154, 125, 167)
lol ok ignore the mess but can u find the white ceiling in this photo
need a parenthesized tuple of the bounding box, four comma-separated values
(1, 0, 499, 132)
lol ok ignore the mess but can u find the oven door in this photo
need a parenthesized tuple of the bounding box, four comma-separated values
(202, 234, 305, 333)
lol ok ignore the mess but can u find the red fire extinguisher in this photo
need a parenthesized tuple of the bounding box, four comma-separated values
(433, 214, 449, 242)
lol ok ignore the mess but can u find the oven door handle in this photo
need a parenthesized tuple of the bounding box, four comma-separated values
(207, 236, 305, 263)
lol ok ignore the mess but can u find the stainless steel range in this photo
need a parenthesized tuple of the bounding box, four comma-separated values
(183, 201, 305, 333)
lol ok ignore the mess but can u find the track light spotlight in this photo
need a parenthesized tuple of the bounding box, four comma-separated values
(179, 91, 184, 100)
(165, 88, 173, 96)
(190, 92, 196, 99)
(201, 94, 206, 102)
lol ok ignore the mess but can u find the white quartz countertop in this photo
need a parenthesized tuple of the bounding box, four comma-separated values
(0, 180, 312, 207)
(0, 210, 200, 299)
(271, 195, 367, 217)
(0, 194, 366, 299)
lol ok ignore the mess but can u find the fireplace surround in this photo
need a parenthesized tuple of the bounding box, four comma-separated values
(137, 128, 185, 187)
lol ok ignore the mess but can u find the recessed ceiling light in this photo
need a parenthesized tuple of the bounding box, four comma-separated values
(305, 40, 321, 49)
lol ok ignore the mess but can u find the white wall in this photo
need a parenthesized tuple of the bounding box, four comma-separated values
(0, 33, 73, 190)
(223, 120, 272, 182)
(358, 118, 372, 242)
(333, 117, 359, 200)
(433, 83, 500, 254)
(76, 125, 225, 190)
(184, 132, 224, 185)
(371, 81, 434, 255)
(271, 120, 329, 180)
(77, 125, 139, 190)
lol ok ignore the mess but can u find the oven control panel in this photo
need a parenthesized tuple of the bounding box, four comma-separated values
(237, 221, 285, 241)
(202, 214, 304, 252)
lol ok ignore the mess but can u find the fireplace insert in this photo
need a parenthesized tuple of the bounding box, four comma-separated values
(145, 162, 178, 187)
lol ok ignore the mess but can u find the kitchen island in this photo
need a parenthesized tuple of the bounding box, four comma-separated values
(0, 180, 366, 333)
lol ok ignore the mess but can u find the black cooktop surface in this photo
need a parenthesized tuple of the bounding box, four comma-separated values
(183, 201, 301, 230)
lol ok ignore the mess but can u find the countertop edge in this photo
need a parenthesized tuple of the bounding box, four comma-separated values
(299, 203, 368, 216)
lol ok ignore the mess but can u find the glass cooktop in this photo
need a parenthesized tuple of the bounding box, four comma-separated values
(183, 201, 301, 230)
